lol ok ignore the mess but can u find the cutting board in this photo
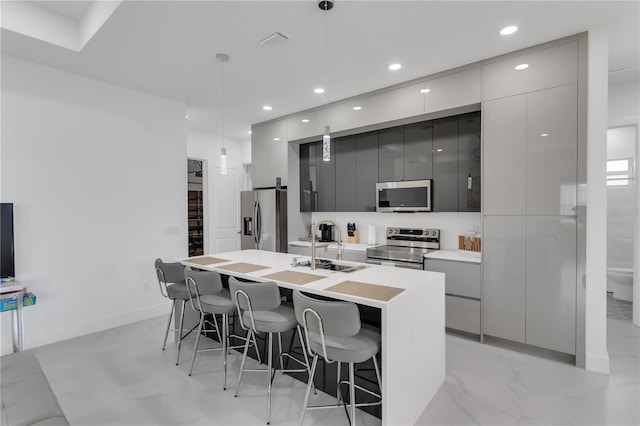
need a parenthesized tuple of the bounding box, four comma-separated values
(261, 270, 326, 285)
(325, 280, 405, 302)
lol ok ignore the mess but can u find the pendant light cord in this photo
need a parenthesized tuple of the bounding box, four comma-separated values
(324, 3, 328, 127)
(220, 57, 225, 150)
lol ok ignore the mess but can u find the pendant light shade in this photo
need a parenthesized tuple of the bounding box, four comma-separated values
(220, 147, 227, 175)
(322, 125, 331, 161)
(217, 53, 229, 175)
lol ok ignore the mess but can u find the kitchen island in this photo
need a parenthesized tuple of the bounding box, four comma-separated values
(181, 249, 445, 426)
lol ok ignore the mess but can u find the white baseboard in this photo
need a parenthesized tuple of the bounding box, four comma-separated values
(1, 302, 169, 356)
(585, 351, 610, 374)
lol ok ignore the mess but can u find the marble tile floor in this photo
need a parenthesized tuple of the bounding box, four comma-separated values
(26, 315, 639, 426)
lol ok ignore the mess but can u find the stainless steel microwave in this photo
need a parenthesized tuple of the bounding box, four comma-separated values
(376, 180, 432, 212)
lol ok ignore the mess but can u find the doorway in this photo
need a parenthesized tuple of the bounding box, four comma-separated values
(187, 159, 205, 256)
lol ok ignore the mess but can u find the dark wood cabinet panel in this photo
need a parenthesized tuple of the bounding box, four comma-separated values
(404, 122, 433, 180)
(335, 136, 357, 212)
(355, 132, 379, 212)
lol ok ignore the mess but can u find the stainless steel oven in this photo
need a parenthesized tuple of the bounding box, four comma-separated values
(366, 227, 440, 269)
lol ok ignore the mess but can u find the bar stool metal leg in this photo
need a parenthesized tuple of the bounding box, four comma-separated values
(188, 312, 205, 376)
(349, 362, 356, 426)
(223, 313, 228, 390)
(176, 299, 186, 365)
(299, 355, 319, 426)
(235, 329, 253, 397)
(163, 300, 176, 350)
(267, 332, 273, 425)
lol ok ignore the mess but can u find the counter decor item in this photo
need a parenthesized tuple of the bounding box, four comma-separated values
(347, 222, 359, 243)
(458, 233, 481, 252)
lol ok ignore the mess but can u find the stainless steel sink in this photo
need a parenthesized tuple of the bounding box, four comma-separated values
(294, 258, 369, 273)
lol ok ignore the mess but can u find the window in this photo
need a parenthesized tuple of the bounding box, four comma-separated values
(607, 158, 634, 187)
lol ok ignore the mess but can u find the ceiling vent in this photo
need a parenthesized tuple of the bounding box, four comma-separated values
(259, 31, 289, 48)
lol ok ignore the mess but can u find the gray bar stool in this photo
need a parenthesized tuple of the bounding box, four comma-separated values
(184, 269, 261, 389)
(293, 290, 382, 426)
(154, 258, 197, 365)
(229, 277, 314, 425)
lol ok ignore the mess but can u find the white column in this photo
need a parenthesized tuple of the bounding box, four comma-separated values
(634, 123, 640, 327)
(585, 28, 610, 374)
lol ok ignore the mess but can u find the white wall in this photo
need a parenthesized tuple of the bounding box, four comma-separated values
(186, 132, 248, 253)
(0, 56, 187, 354)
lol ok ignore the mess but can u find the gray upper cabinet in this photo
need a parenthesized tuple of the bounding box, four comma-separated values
(424, 67, 482, 114)
(404, 122, 433, 181)
(378, 126, 405, 182)
(335, 136, 357, 212)
(526, 84, 578, 216)
(252, 119, 288, 188)
(299, 143, 314, 212)
(328, 98, 369, 133)
(355, 132, 379, 212)
(483, 95, 527, 215)
(483, 215, 526, 343)
(432, 117, 459, 212)
(458, 113, 481, 212)
(368, 82, 424, 125)
(525, 216, 577, 354)
(482, 41, 578, 101)
(287, 108, 325, 142)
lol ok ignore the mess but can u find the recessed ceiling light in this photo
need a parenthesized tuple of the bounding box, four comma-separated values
(301, 119, 310, 123)
(248, 130, 252, 134)
(388, 63, 402, 71)
(514, 63, 529, 70)
(436, 148, 443, 152)
(273, 137, 280, 141)
(353, 106, 362, 111)
(420, 88, 431, 94)
(314, 88, 325, 94)
(263, 105, 273, 111)
(540, 133, 549, 137)
(185, 114, 189, 119)
(500, 26, 518, 36)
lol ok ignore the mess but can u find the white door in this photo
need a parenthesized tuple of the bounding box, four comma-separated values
(211, 167, 240, 253)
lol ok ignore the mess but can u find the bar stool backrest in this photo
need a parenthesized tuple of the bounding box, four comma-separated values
(155, 258, 186, 298)
(292, 290, 361, 338)
(228, 277, 281, 331)
(184, 269, 224, 313)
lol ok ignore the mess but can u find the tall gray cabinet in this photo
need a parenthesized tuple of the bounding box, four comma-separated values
(482, 39, 583, 358)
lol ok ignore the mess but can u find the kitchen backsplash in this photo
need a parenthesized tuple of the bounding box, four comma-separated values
(308, 212, 481, 251)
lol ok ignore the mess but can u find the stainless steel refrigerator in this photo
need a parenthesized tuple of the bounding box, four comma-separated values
(240, 187, 287, 252)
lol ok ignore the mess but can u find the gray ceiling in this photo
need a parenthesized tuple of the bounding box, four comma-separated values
(1, 1, 638, 142)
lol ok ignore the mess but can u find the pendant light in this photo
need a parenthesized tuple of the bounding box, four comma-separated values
(319, 1, 333, 161)
(216, 53, 229, 174)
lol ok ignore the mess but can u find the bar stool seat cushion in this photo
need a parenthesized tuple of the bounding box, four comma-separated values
(200, 290, 236, 315)
(242, 305, 298, 333)
(307, 328, 380, 364)
(167, 283, 189, 300)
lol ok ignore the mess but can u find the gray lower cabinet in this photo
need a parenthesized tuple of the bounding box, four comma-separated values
(378, 126, 404, 182)
(526, 216, 577, 355)
(355, 132, 379, 212)
(335, 136, 357, 212)
(483, 215, 578, 354)
(483, 216, 526, 343)
(424, 258, 481, 335)
(433, 117, 459, 212)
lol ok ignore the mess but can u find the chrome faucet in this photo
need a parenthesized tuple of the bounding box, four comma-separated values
(310, 220, 343, 270)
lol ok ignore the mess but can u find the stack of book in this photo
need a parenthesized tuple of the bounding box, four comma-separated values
(0, 278, 36, 312)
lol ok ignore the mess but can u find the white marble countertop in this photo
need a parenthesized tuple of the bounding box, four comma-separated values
(288, 240, 373, 252)
(424, 249, 482, 264)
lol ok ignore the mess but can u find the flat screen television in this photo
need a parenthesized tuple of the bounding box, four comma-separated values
(1, 203, 15, 279)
